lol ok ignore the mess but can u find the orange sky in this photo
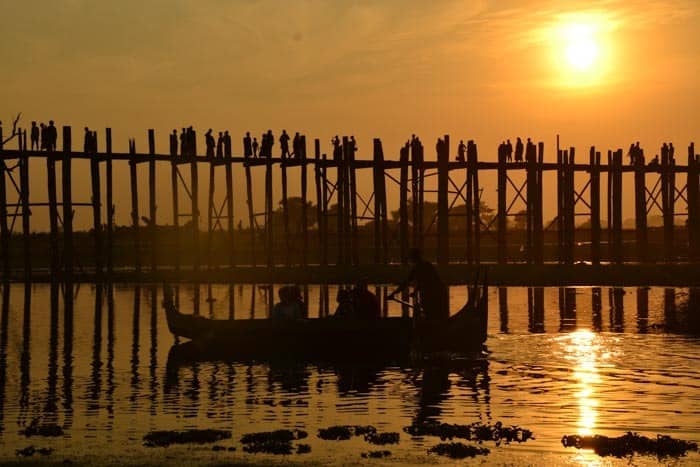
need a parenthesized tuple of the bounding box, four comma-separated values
(1, 0, 698, 231)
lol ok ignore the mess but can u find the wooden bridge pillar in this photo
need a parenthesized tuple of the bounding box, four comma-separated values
(372, 139, 388, 263)
(589, 148, 601, 265)
(535, 143, 544, 263)
(497, 148, 507, 263)
(128, 139, 140, 273)
(608, 149, 623, 264)
(148, 130, 157, 273)
(207, 158, 216, 270)
(0, 131, 8, 277)
(46, 139, 59, 274)
(471, 144, 481, 264)
(62, 127, 74, 277)
(19, 130, 31, 277)
(300, 136, 308, 267)
(105, 129, 114, 276)
(313, 140, 326, 267)
(170, 135, 180, 274)
(89, 132, 102, 277)
(348, 139, 359, 266)
(437, 134, 449, 265)
(527, 143, 543, 264)
(633, 150, 647, 262)
(661, 150, 675, 261)
(399, 143, 409, 263)
(190, 150, 200, 272)
(280, 151, 291, 266)
(688, 143, 700, 262)
(225, 148, 235, 268)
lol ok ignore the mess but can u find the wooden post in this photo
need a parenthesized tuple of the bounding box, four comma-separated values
(612, 149, 623, 264)
(148, 130, 157, 273)
(399, 142, 409, 263)
(472, 145, 481, 263)
(225, 149, 234, 268)
(300, 136, 308, 267)
(372, 139, 388, 263)
(280, 154, 290, 266)
(129, 139, 140, 273)
(348, 139, 359, 266)
(190, 151, 200, 273)
(528, 143, 541, 264)
(264, 152, 273, 268)
(688, 143, 699, 262)
(535, 143, 544, 263)
(0, 148, 8, 277)
(634, 149, 647, 262)
(244, 160, 255, 266)
(662, 149, 675, 261)
(207, 160, 215, 270)
(556, 149, 564, 263)
(497, 146, 507, 263)
(90, 134, 102, 276)
(337, 139, 346, 266)
(170, 139, 180, 274)
(590, 148, 601, 265)
(105, 129, 114, 276)
(62, 127, 73, 276)
(20, 130, 31, 277)
(313, 140, 325, 266)
(437, 135, 449, 265)
(566, 148, 576, 263)
(46, 144, 59, 274)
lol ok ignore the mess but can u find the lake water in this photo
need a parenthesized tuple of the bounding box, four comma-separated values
(0, 283, 698, 465)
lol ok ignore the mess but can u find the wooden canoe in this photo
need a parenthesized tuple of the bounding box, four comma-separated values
(162, 282, 488, 358)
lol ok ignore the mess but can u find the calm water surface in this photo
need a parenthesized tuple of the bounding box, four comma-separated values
(0, 283, 698, 465)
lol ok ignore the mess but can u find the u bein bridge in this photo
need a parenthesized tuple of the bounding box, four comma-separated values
(0, 125, 699, 285)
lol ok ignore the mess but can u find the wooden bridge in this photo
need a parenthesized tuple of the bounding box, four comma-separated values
(0, 125, 698, 284)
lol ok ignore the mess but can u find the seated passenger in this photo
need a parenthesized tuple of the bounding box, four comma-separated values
(271, 286, 305, 319)
(352, 280, 381, 319)
(333, 287, 355, 318)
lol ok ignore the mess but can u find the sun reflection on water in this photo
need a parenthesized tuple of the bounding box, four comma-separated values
(560, 330, 605, 437)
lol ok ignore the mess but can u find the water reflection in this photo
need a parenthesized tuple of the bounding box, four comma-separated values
(560, 330, 602, 437)
(0, 283, 698, 464)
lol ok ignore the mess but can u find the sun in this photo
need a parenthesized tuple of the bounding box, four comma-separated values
(543, 12, 615, 88)
(562, 23, 600, 71)
(564, 24, 600, 71)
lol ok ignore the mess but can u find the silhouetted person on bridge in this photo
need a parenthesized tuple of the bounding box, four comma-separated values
(350, 136, 358, 157)
(280, 130, 290, 158)
(216, 132, 224, 158)
(180, 128, 187, 156)
(223, 131, 232, 157)
(388, 248, 449, 321)
(506, 139, 513, 162)
(457, 140, 466, 162)
(47, 120, 57, 152)
(649, 154, 660, 168)
(243, 132, 253, 158)
(170, 130, 178, 156)
(332, 135, 341, 160)
(467, 140, 477, 162)
(205, 129, 215, 158)
(30, 122, 39, 150)
(252, 137, 259, 157)
(40, 123, 47, 151)
(514, 137, 523, 162)
(525, 138, 535, 162)
(669, 142, 675, 162)
(627, 143, 636, 165)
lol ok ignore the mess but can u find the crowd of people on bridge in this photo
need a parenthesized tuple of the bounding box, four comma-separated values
(497, 137, 538, 163)
(627, 142, 675, 168)
(28, 120, 58, 152)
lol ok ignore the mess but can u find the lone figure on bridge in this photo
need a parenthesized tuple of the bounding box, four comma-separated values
(388, 248, 449, 321)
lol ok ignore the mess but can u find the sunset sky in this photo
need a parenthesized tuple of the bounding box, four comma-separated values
(2, 0, 699, 230)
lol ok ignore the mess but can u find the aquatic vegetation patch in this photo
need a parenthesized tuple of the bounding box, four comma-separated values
(20, 418, 64, 437)
(245, 397, 308, 407)
(362, 450, 392, 458)
(143, 429, 231, 447)
(317, 425, 377, 440)
(240, 429, 308, 444)
(365, 431, 400, 445)
(562, 432, 699, 458)
(240, 429, 309, 455)
(296, 444, 311, 454)
(15, 446, 53, 457)
(428, 442, 490, 459)
(405, 420, 533, 445)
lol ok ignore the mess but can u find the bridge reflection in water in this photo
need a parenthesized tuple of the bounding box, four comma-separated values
(0, 282, 697, 463)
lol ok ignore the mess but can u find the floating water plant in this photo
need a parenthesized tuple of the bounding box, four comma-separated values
(562, 432, 699, 458)
(362, 450, 392, 458)
(240, 429, 309, 455)
(317, 425, 377, 440)
(365, 432, 400, 445)
(405, 420, 533, 445)
(20, 418, 64, 438)
(428, 442, 490, 459)
(143, 429, 231, 447)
